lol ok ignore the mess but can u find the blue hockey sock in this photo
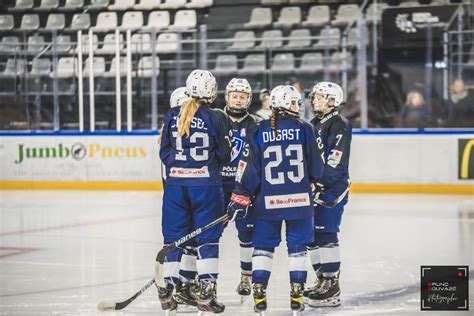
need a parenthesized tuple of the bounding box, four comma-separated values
(240, 241, 253, 273)
(252, 247, 274, 286)
(196, 242, 219, 282)
(179, 246, 197, 283)
(288, 244, 307, 284)
(307, 243, 322, 276)
(163, 246, 183, 289)
(316, 232, 340, 277)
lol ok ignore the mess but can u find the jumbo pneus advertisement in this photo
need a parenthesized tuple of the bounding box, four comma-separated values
(0, 136, 161, 181)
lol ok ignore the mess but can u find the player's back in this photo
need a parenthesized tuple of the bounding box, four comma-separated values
(160, 104, 232, 186)
(250, 116, 322, 220)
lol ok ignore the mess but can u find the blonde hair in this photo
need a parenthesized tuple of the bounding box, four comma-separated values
(405, 91, 425, 106)
(157, 125, 164, 145)
(177, 98, 200, 137)
(270, 108, 282, 137)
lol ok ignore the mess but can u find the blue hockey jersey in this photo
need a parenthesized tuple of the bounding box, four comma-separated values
(311, 110, 352, 196)
(222, 113, 261, 194)
(160, 104, 233, 186)
(233, 116, 325, 220)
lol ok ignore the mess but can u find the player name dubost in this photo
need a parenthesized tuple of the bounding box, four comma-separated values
(262, 128, 301, 143)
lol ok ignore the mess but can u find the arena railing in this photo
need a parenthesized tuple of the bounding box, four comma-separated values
(342, 0, 371, 129)
(444, 4, 470, 101)
(1, 25, 369, 131)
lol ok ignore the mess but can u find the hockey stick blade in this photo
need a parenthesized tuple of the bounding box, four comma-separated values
(156, 214, 229, 264)
(98, 215, 231, 309)
(97, 278, 156, 311)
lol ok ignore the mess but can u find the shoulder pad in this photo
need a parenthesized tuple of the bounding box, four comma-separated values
(208, 107, 228, 118)
(166, 106, 180, 117)
(328, 114, 352, 133)
(247, 121, 261, 134)
(211, 107, 226, 114)
(249, 114, 262, 123)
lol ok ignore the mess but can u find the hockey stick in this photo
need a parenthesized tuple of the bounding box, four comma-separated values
(97, 278, 156, 311)
(314, 181, 351, 208)
(155, 214, 229, 287)
(97, 214, 228, 311)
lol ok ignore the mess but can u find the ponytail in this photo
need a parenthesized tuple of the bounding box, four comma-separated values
(270, 108, 279, 137)
(157, 125, 163, 145)
(177, 98, 200, 137)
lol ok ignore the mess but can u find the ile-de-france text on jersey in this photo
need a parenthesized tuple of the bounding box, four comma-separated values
(160, 104, 233, 186)
(311, 110, 352, 196)
(234, 116, 325, 220)
(221, 114, 261, 193)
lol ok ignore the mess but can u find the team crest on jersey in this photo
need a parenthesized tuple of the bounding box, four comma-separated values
(231, 137, 244, 162)
(328, 149, 343, 168)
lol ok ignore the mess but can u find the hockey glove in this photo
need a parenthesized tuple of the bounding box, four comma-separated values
(312, 183, 325, 202)
(227, 193, 251, 223)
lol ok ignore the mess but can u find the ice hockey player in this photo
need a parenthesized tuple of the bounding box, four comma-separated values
(158, 70, 233, 314)
(305, 81, 352, 308)
(160, 87, 200, 309)
(158, 87, 190, 146)
(255, 88, 271, 120)
(221, 78, 260, 301)
(226, 85, 325, 315)
(170, 87, 191, 109)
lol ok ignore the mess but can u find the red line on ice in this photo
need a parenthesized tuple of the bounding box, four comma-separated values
(0, 246, 39, 259)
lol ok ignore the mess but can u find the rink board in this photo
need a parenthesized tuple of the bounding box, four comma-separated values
(0, 131, 473, 193)
(0, 134, 162, 190)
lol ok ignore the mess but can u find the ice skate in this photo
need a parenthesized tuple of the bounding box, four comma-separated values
(303, 274, 323, 299)
(307, 276, 341, 307)
(253, 283, 267, 315)
(290, 282, 305, 315)
(158, 286, 177, 315)
(174, 281, 199, 312)
(236, 272, 252, 303)
(174, 282, 199, 306)
(196, 280, 225, 314)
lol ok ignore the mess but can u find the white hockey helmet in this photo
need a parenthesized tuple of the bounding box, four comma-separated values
(309, 81, 344, 107)
(170, 87, 190, 108)
(270, 85, 302, 115)
(186, 69, 218, 102)
(225, 78, 252, 107)
(259, 88, 270, 101)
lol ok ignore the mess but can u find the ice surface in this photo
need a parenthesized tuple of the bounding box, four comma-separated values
(1, 191, 473, 315)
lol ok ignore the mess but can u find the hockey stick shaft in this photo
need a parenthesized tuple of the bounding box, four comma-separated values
(314, 181, 351, 208)
(97, 214, 228, 311)
(155, 214, 229, 287)
(97, 278, 155, 311)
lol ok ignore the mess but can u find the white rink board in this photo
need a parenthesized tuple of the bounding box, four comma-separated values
(0, 136, 161, 181)
(350, 133, 474, 184)
(0, 134, 473, 185)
